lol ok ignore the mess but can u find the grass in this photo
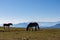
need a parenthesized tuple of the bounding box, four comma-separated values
(0, 27, 60, 40)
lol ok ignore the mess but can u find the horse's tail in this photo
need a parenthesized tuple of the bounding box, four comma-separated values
(37, 24, 40, 30)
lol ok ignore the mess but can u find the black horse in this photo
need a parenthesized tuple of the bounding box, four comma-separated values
(3, 23, 13, 26)
(3, 23, 13, 31)
(26, 22, 40, 31)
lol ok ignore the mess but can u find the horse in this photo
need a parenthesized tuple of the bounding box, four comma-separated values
(26, 22, 40, 31)
(3, 23, 13, 26)
(3, 23, 13, 31)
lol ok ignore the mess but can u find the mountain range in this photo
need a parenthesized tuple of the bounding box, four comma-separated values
(47, 23, 60, 28)
(13, 21, 60, 28)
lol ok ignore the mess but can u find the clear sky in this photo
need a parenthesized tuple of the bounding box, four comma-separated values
(0, 0, 60, 24)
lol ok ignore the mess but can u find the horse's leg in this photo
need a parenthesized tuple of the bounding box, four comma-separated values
(8, 26, 10, 31)
(32, 27, 33, 31)
(4, 26, 5, 31)
(35, 26, 37, 31)
(38, 25, 40, 30)
(26, 26, 29, 31)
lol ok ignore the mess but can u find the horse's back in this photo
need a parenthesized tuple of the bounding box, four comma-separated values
(27, 22, 39, 27)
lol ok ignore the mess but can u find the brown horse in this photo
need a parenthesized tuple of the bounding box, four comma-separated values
(26, 22, 40, 31)
(3, 23, 13, 31)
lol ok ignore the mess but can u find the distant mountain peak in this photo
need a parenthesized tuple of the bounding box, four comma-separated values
(13, 22, 59, 28)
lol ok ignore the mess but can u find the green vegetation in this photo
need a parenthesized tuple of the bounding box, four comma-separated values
(0, 27, 60, 40)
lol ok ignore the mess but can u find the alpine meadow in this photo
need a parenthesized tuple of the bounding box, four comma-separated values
(0, 0, 60, 40)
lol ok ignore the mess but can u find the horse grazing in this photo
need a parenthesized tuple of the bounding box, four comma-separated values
(3, 23, 13, 31)
(26, 22, 40, 31)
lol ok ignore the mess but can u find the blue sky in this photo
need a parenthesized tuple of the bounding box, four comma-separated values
(0, 0, 60, 24)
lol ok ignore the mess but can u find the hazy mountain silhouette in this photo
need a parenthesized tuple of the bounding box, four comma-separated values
(48, 23, 60, 28)
(13, 21, 60, 28)
(13, 23, 28, 28)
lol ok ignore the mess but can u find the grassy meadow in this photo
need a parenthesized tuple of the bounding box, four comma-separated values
(0, 27, 60, 40)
